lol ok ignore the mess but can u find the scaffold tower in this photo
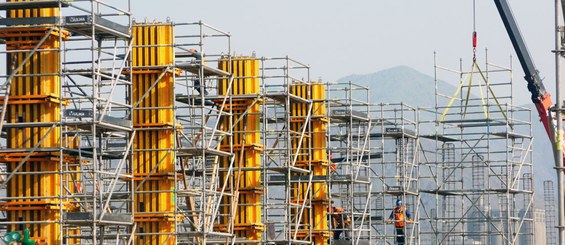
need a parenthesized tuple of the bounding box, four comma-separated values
(217, 56, 263, 244)
(544, 180, 557, 245)
(0, 0, 135, 244)
(325, 82, 372, 245)
(62, 1, 134, 244)
(419, 54, 534, 244)
(172, 22, 235, 244)
(0, 2, 71, 244)
(260, 57, 329, 244)
(369, 102, 419, 245)
(131, 22, 180, 244)
(0, 2, 546, 245)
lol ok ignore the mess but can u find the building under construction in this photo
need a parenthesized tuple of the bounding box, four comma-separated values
(417, 54, 536, 244)
(0, 0, 546, 244)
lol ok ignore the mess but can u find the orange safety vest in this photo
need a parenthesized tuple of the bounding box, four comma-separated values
(393, 206, 406, 228)
(330, 162, 337, 172)
(332, 208, 350, 228)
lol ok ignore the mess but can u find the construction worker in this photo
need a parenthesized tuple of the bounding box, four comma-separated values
(328, 201, 336, 239)
(388, 199, 413, 245)
(330, 203, 351, 240)
(327, 150, 337, 173)
(188, 48, 208, 95)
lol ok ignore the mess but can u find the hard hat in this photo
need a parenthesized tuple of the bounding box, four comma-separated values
(396, 199, 402, 206)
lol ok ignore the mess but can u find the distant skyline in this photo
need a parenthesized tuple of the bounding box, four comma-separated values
(135, 1, 555, 106)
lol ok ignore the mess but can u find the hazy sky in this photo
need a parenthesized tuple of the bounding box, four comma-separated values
(134, 1, 554, 105)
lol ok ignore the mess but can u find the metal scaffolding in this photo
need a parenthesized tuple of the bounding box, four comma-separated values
(369, 103, 419, 245)
(0, 0, 134, 244)
(326, 82, 372, 245)
(0, 2, 545, 245)
(172, 21, 236, 244)
(62, 1, 133, 243)
(419, 54, 534, 244)
(217, 56, 263, 243)
(260, 57, 330, 244)
(545, 180, 557, 245)
(130, 22, 178, 244)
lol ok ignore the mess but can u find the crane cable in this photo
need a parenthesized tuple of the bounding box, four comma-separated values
(469, 0, 509, 123)
(439, 0, 508, 123)
(472, 0, 477, 62)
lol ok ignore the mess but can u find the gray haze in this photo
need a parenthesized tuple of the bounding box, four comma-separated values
(136, 0, 556, 106)
(134, 1, 559, 188)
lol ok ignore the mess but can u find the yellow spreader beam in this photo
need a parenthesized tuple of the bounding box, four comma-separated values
(132, 23, 180, 245)
(218, 57, 263, 243)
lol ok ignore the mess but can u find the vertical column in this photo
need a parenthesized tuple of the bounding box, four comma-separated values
(131, 23, 178, 244)
(218, 57, 263, 243)
(309, 83, 330, 244)
(0, 2, 71, 244)
(289, 83, 329, 244)
(289, 84, 312, 242)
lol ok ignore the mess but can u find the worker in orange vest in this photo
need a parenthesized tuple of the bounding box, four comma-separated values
(333, 207, 351, 240)
(328, 202, 336, 239)
(328, 150, 337, 173)
(387, 199, 413, 245)
(329, 201, 351, 240)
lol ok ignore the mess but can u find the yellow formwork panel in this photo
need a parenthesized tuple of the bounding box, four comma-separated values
(289, 84, 312, 242)
(134, 179, 174, 214)
(1, 4, 69, 243)
(132, 23, 177, 245)
(136, 221, 175, 245)
(218, 57, 260, 96)
(311, 83, 327, 118)
(310, 83, 329, 244)
(7, 0, 60, 18)
(132, 72, 175, 126)
(132, 24, 174, 67)
(218, 57, 263, 243)
(133, 130, 175, 176)
(289, 83, 330, 244)
(6, 209, 61, 244)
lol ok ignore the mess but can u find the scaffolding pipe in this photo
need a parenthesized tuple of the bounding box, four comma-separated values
(555, 0, 565, 244)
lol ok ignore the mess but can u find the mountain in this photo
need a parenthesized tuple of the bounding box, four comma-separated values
(337, 65, 442, 106)
(336, 65, 556, 202)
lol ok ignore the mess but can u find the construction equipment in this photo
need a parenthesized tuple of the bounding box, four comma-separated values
(494, 0, 555, 140)
(494, 0, 565, 243)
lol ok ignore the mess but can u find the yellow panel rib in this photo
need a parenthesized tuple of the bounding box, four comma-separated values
(132, 23, 178, 245)
(218, 57, 263, 244)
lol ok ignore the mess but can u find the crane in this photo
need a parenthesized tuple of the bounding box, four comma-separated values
(494, 0, 554, 139)
(493, 0, 565, 243)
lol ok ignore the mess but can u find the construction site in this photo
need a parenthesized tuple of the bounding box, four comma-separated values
(0, 0, 560, 245)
